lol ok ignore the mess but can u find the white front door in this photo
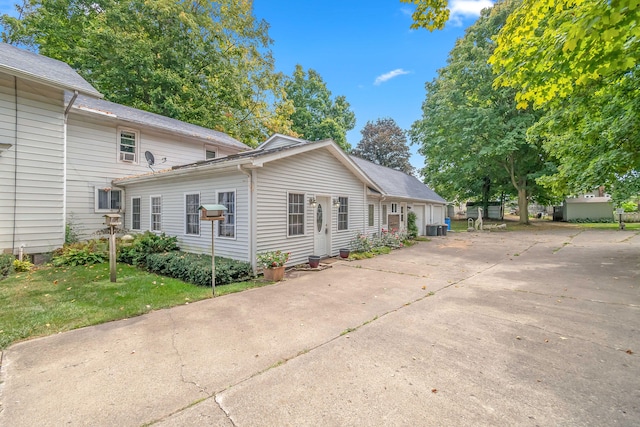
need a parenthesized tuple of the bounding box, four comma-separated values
(314, 196, 329, 256)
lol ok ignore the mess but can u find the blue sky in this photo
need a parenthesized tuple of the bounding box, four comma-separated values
(253, 0, 493, 172)
(1, 0, 492, 172)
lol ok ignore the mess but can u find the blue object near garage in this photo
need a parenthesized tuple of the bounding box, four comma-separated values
(445, 217, 451, 230)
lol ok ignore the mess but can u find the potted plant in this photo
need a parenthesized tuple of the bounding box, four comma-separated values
(257, 250, 290, 282)
(339, 248, 350, 259)
(308, 255, 321, 269)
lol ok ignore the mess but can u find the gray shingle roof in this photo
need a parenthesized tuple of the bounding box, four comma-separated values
(350, 156, 447, 203)
(72, 94, 249, 150)
(0, 43, 101, 97)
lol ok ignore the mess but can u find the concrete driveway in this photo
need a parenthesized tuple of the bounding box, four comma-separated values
(1, 226, 638, 426)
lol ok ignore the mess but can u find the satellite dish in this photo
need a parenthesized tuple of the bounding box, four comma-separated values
(145, 151, 155, 166)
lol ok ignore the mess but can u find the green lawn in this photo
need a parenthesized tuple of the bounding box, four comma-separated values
(0, 263, 267, 349)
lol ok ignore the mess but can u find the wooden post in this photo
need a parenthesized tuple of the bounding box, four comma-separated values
(211, 223, 216, 296)
(109, 226, 116, 282)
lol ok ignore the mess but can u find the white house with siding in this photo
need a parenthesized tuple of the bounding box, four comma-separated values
(114, 134, 448, 272)
(0, 43, 249, 257)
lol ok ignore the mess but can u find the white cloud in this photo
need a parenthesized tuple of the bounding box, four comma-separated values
(449, 0, 494, 25)
(374, 68, 411, 85)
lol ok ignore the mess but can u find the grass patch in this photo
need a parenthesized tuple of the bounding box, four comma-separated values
(0, 263, 246, 349)
(349, 246, 392, 260)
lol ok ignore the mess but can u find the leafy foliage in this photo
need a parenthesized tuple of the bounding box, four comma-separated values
(145, 251, 252, 287)
(284, 64, 356, 151)
(0, 254, 14, 278)
(409, 0, 553, 224)
(117, 232, 179, 266)
(13, 258, 34, 272)
(407, 211, 418, 239)
(490, 0, 640, 110)
(399, 0, 450, 31)
(488, 0, 640, 200)
(256, 250, 291, 269)
(1, 0, 293, 145)
(351, 118, 414, 174)
(52, 240, 108, 266)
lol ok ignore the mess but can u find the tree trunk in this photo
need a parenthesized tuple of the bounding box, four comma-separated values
(518, 187, 529, 224)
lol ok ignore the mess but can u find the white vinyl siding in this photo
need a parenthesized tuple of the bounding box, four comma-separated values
(382, 204, 388, 225)
(288, 193, 305, 236)
(255, 149, 365, 266)
(64, 113, 245, 240)
(131, 197, 141, 230)
(151, 196, 162, 231)
(217, 190, 235, 238)
(0, 74, 66, 254)
(185, 193, 200, 235)
(116, 170, 250, 261)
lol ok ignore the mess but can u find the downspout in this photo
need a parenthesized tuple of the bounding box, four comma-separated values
(237, 164, 256, 274)
(363, 184, 367, 234)
(11, 77, 18, 254)
(63, 91, 79, 239)
(379, 195, 386, 235)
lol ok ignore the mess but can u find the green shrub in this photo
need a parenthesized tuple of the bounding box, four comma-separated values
(407, 211, 418, 239)
(13, 258, 34, 272)
(52, 240, 109, 266)
(118, 232, 179, 266)
(145, 251, 252, 286)
(567, 218, 614, 223)
(0, 253, 14, 278)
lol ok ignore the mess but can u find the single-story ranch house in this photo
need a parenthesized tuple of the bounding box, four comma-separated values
(1, 43, 447, 271)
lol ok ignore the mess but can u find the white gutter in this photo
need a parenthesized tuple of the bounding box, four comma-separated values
(62, 90, 79, 235)
(237, 164, 258, 273)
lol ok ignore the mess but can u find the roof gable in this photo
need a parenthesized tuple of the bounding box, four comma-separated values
(257, 133, 309, 150)
(350, 156, 446, 203)
(0, 43, 101, 97)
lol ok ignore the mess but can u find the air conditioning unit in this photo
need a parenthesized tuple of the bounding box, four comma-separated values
(120, 152, 136, 162)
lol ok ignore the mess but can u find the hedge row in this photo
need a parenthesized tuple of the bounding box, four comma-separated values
(145, 251, 252, 287)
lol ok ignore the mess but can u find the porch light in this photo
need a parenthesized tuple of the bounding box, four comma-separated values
(332, 198, 341, 208)
(308, 197, 317, 207)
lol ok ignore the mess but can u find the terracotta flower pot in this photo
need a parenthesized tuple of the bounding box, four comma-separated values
(308, 255, 321, 269)
(263, 266, 285, 281)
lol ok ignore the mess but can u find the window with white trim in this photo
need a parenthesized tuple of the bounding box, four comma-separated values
(131, 197, 141, 230)
(288, 193, 305, 236)
(151, 196, 162, 231)
(338, 197, 348, 230)
(185, 193, 200, 235)
(382, 205, 388, 225)
(217, 191, 235, 238)
(368, 204, 374, 227)
(96, 188, 122, 211)
(118, 129, 138, 163)
(391, 203, 398, 213)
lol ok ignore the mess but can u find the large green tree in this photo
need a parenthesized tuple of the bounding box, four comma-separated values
(1, 0, 294, 146)
(489, 0, 640, 200)
(284, 64, 356, 151)
(409, 0, 552, 223)
(351, 118, 414, 175)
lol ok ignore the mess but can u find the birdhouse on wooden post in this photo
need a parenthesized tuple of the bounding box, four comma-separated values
(199, 204, 227, 296)
(199, 204, 227, 221)
(103, 213, 121, 283)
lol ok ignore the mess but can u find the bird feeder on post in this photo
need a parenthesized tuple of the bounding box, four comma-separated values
(103, 213, 121, 282)
(199, 204, 227, 296)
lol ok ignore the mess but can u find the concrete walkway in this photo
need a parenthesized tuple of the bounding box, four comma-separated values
(1, 226, 638, 426)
